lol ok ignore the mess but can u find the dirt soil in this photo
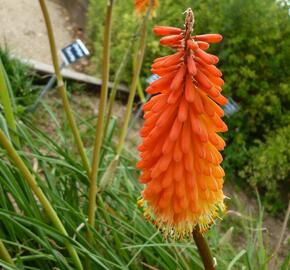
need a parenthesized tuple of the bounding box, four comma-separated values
(0, 0, 72, 64)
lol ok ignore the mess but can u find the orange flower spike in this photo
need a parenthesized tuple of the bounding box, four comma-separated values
(138, 8, 227, 237)
(135, 0, 159, 15)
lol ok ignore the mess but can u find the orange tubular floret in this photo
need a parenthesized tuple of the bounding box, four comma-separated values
(197, 41, 210, 50)
(187, 39, 198, 51)
(195, 34, 223, 43)
(187, 54, 197, 75)
(138, 8, 227, 237)
(154, 26, 183, 36)
(195, 49, 215, 65)
(160, 35, 183, 46)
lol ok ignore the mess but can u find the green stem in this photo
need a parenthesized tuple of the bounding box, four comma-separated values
(115, 8, 150, 157)
(97, 196, 130, 261)
(38, 0, 90, 176)
(104, 34, 136, 136)
(0, 59, 19, 146)
(87, 0, 114, 235)
(0, 239, 14, 266)
(99, 3, 151, 191)
(192, 227, 216, 270)
(136, 78, 145, 103)
(0, 130, 83, 270)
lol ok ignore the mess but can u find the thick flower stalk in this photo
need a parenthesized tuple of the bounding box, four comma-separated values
(137, 8, 228, 237)
(135, 0, 159, 15)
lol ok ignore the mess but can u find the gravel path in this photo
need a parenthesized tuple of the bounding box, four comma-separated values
(0, 0, 72, 64)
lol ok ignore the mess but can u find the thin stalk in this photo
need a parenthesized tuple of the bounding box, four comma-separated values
(0, 240, 14, 266)
(136, 78, 146, 103)
(98, 2, 152, 192)
(0, 59, 19, 146)
(192, 227, 216, 270)
(132, 48, 146, 103)
(0, 130, 83, 270)
(269, 201, 290, 269)
(104, 33, 136, 136)
(97, 196, 130, 262)
(38, 0, 90, 176)
(87, 0, 114, 235)
(115, 4, 151, 157)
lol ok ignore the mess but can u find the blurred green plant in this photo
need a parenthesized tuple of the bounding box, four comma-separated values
(0, 48, 39, 111)
(0, 58, 19, 145)
(240, 126, 290, 214)
(216, 0, 290, 214)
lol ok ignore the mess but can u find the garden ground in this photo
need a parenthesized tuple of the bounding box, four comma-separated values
(0, 0, 72, 64)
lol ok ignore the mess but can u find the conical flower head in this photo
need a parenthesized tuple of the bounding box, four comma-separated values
(134, 0, 159, 15)
(137, 8, 228, 237)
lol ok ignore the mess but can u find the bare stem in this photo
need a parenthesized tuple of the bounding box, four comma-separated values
(0, 240, 14, 266)
(0, 130, 83, 270)
(38, 0, 90, 176)
(115, 2, 152, 157)
(104, 33, 135, 135)
(192, 227, 216, 270)
(99, 2, 152, 190)
(87, 0, 114, 235)
(269, 201, 290, 269)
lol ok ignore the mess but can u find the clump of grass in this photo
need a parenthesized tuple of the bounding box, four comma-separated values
(0, 47, 39, 109)
(0, 107, 286, 269)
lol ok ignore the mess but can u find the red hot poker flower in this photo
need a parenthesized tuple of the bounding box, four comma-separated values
(137, 8, 228, 237)
(135, 0, 159, 14)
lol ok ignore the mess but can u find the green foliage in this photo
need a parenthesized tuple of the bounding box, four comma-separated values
(0, 104, 283, 269)
(0, 48, 39, 109)
(87, 0, 204, 84)
(0, 58, 19, 145)
(213, 0, 290, 213)
(240, 126, 290, 213)
(87, 0, 137, 82)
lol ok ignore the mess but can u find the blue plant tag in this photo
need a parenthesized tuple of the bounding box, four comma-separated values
(61, 39, 90, 65)
(146, 74, 160, 84)
(223, 97, 239, 117)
